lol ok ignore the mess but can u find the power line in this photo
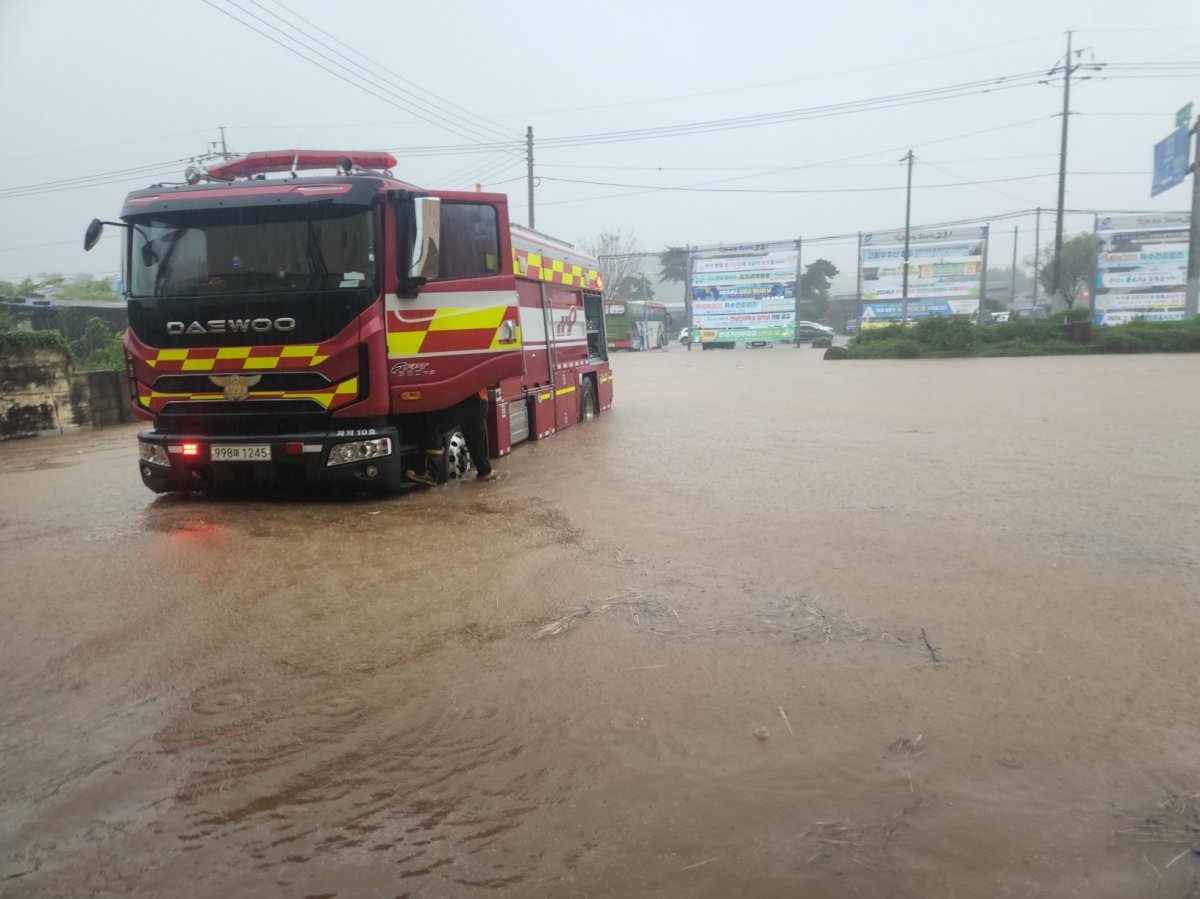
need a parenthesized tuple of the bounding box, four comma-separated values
(259, 0, 516, 145)
(198, 0, 524, 155)
(522, 117, 1054, 209)
(386, 71, 1056, 158)
(0, 159, 195, 201)
(537, 173, 1063, 195)
(498, 32, 1061, 118)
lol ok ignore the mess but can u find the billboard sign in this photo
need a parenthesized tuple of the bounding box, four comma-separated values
(859, 225, 988, 326)
(1093, 214, 1191, 325)
(690, 245, 799, 343)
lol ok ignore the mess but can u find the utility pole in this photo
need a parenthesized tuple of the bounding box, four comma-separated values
(901, 150, 914, 325)
(855, 231, 863, 330)
(979, 225, 990, 322)
(1033, 207, 1041, 306)
(219, 126, 230, 159)
(793, 236, 803, 347)
(1186, 113, 1200, 320)
(1053, 30, 1076, 307)
(1010, 225, 1019, 305)
(526, 126, 535, 230)
(685, 245, 694, 351)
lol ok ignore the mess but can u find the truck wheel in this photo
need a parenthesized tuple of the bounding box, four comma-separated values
(580, 380, 598, 421)
(443, 428, 473, 481)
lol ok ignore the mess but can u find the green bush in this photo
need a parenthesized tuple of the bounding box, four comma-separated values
(1050, 307, 1091, 324)
(1092, 319, 1200, 353)
(912, 315, 979, 354)
(0, 330, 70, 357)
(845, 336, 906, 359)
(70, 317, 125, 371)
(842, 314, 1200, 359)
(987, 339, 1085, 356)
(853, 324, 909, 342)
(980, 320, 1060, 344)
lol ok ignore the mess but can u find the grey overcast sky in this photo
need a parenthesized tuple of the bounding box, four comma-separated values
(1, 0, 1198, 290)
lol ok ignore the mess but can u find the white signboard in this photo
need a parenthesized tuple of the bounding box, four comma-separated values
(1093, 214, 1191, 325)
(859, 225, 988, 321)
(689, 245, 799, 342)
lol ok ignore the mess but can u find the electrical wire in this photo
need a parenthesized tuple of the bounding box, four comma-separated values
(260, 0, 517, 145)
(386, 72, 1057, 158)
(0, 159, 195, 201)
(536, 173, 1062, 194)
(199, 0, 525, 155)
(522, 116, 1055, 209)
(499, 32, 1061, 118)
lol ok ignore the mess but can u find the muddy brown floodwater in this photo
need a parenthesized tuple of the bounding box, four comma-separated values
(2, 348, 1200, 898)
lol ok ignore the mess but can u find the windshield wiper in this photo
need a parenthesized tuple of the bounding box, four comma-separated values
(152, 228, 188, 296)
(304, 220, 328, 289)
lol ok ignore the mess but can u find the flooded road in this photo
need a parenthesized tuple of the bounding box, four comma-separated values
(3, 347, 1200, 898)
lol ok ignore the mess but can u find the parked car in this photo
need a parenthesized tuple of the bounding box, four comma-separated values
(796, 321, 835, 341)
(678, 327, 690, 346)
(1013, 306, 1049, 321)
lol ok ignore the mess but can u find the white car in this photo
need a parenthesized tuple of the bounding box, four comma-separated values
(795, 321, 835, 340)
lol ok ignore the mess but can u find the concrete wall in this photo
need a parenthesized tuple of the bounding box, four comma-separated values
(70, 370, 134, 428)
(0, 348, 73, 438)
(1, 347, 134, 438)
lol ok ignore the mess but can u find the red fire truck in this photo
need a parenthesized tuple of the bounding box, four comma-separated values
(84, 150, 613, 493)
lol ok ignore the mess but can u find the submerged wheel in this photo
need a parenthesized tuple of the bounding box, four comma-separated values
(580, 380, 598, 421)
(442, 428, 474, 481)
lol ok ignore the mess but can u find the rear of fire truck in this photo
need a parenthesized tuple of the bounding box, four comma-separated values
(86, 150, 612, 494)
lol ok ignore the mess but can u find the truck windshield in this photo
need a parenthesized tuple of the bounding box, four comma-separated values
(127, 205, 375, 298)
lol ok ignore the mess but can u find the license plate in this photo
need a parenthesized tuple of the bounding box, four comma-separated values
(210, 444, 271, 462)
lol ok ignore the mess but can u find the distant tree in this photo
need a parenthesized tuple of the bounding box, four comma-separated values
(57, 274, 119, 301)
(69, 317, 125, 371)
(72, 316, 114, 357)
(986, 266, 1033, 296)
(1027, 233, 1102, 308)
(0, 274, 63, 298)
(657, 246, 690, 285)
(799, 258, 839, 319)
(582, 229, 654, 299)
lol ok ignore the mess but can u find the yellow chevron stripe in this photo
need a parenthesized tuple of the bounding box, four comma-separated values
(427, 306, 507, 331)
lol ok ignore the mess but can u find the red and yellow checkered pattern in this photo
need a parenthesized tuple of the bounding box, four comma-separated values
(144, 344, 330, 371)
(136, 376, 360, 411)
(512, 248, 602, 290)
(386, 305, 519, 357)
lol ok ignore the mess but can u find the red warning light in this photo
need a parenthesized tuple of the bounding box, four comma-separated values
(182, 442, 200, 457)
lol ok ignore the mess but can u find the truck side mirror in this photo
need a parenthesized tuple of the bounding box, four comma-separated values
(401, 197, 441, 295)
(83, 219, 104, 251)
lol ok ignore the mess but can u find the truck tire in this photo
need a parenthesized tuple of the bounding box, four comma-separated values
(443, 427, 473, 481)
(580, 380, 598, 422)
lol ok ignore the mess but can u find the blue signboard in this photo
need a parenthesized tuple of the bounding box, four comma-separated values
(1151, 125, 1191, 197)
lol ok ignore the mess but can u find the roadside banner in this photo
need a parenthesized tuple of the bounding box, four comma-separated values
(1093, 213, 1191, 325)
(859, 225, 987, 324)
(689, 243, 799, 343)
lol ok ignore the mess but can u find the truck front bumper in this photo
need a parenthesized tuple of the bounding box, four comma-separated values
(135, 427, 416, 493)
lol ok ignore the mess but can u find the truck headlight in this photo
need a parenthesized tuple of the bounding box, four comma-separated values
(326, 437, 392, 467)
(138, 442, 170, 467)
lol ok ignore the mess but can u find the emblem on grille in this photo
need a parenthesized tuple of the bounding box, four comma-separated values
(208, 374, 263, 401)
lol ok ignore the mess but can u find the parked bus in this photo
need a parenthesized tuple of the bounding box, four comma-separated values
(605, 300, 671, 351)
